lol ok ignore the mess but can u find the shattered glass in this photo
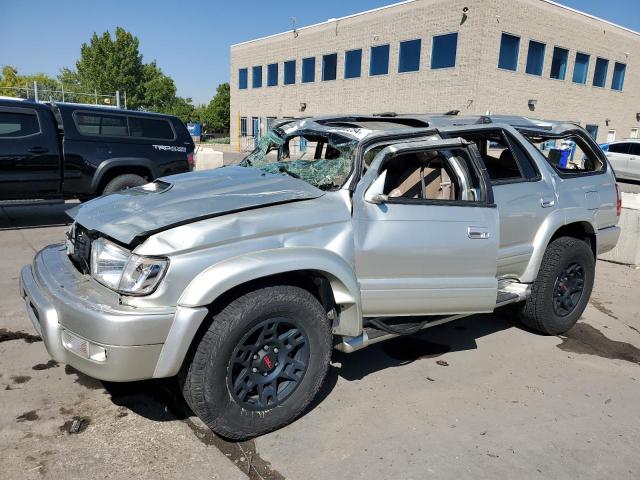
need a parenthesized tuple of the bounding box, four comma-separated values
(241, 128, 358, 190)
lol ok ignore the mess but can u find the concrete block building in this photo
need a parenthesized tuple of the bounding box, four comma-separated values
(230, 0, 639, 150)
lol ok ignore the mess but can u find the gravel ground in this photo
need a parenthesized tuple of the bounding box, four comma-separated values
(1, 202, 639, 480)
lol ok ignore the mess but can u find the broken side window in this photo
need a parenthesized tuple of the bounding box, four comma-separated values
(523, 132, 605, 174)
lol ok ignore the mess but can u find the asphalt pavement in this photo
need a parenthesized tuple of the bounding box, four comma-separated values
(1, 202, 640, 480)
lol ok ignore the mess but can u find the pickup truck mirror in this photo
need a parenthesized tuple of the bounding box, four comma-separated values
(364, 170, 388, 204)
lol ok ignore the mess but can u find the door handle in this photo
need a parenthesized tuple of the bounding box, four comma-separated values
(540, 198, 555, 208)
(27, 146, 48, 154)
(468, 226, 490, 239)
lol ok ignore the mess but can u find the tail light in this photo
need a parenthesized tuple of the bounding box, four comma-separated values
(187, 152, 194, 170)
(615, 183, 622, 217)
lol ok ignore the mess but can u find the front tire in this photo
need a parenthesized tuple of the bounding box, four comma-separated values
(519, 236, 595, 335)
(101, 173, 147, 194)
(180, 285, 332, 440)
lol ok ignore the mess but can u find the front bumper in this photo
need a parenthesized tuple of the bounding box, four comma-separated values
(19, 244, 207, 382)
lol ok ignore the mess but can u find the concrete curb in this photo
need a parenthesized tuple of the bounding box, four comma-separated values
(599, 192, 640, 266)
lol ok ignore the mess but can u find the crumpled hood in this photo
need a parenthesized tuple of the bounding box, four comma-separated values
(68, 166, 324, 244)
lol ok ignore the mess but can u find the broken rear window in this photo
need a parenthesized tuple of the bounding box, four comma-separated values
(241, 129, 357, 190)
(522, 131, 605, 175)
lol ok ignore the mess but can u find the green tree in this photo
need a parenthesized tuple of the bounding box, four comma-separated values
(74, 27, 145, 107)
(1, 65, 59, 99)
(199, 83, 230, 132)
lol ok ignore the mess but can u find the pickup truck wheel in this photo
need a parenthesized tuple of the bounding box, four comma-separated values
(101, 174, 147, 194)
(519, 236, 594, 335)
(180, 285, 331, 440)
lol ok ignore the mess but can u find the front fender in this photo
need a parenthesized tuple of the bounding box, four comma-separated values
(178, 247, 362, 337)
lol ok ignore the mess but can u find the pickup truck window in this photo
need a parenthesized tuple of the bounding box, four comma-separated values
(75, 112, 128, 136)
(525, 133, 604, 174)
(129, 116, 175, 140)
(241, 130, 357, 191)
(0, 110, 40, 138)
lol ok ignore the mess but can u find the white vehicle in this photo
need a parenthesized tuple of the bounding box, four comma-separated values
(602, 140, 640, 181)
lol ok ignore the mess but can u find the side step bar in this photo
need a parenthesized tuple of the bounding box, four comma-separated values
(335, 283, 530, 353)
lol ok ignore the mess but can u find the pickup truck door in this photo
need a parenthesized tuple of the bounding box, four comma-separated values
(352, 139, 499, 317)
(0, 105, 61, 199)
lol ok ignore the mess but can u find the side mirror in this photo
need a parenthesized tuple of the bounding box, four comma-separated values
(365, 170, 388, 204)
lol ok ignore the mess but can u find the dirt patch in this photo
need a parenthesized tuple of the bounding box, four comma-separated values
(184, 417, 285, 480)
(590, 299, 619, 320)
(32, 360, 59, 371)
(558, 323, 640, 364)
(64, 365, 103, 390)
(381, 336, 450, 361)
(0, 328, 41, 344)
(11, 375, 32, 384)
(16, 410, 39, 422)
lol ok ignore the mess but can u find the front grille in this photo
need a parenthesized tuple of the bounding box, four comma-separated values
(68, 224, 92, 274)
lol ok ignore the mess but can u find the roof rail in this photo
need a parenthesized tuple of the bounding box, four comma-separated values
(373, 112, 397, 117)
(444, 109, 460, 116)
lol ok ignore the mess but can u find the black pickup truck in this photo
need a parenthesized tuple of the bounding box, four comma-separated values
(0, 98, 195, 203)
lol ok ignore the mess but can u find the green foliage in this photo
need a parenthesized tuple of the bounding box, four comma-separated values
(196, 83, 230, 132)
(2, 27, 231, 132)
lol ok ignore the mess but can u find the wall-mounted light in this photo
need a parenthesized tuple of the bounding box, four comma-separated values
(636, 112, 640, 122)
(300, 102, 307, 112)
(528, 99, 537, 111)
(605, 118, 611, 126)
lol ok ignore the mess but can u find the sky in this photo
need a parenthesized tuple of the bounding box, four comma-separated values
(1, 0, 638, 105)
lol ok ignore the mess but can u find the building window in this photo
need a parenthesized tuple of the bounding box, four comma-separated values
(431, 33, 458, 69)
(267, 63, 278, 87)
(550, 46, 569, 80)
(630, 128, 639, 139)
(322, 53, 337, 81)
(252, 66, 262, 88)
(606, 129, 616, 143)
(498, 33, 520, 71)
(370, 44, 390, 76)
(344, 49, 362, 79)
(266, 116, 277, 130)
(592, 58, 609, 87)
(525, 40, 545, 76)
(284, 60, 296, 85)
(302, 57, 315, 83)
(398, 38, 421, 73)
(238, 68, 248, 89)
(585, 124, 599, 140)
(611, 62, 626, 91)
(240, 117, 247, 137)
(572, 52, 590, 84)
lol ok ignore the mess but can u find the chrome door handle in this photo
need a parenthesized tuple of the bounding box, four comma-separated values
(468, 226, 490, 239)
(540, 198, 555, 208)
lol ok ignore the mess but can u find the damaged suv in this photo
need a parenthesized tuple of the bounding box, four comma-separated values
(20, 114, 621, 439)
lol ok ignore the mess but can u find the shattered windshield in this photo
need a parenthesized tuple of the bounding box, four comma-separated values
(240, 128, 358, 190)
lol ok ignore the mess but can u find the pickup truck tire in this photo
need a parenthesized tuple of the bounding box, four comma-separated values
(180, 285, 332, 440)
(519, 236, 594, 335)
(101, 174, 147, 194)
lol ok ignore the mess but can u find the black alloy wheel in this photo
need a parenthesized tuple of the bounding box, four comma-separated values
(552, 262, 585, 317)
(228, 318, 310, 411)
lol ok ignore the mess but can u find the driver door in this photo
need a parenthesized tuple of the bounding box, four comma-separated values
(353, 139, 500, 317)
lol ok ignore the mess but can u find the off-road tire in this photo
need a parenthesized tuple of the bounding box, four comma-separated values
(101, 174, 147, 194)
(180, 285, 332, 440)
(519, 236, 595, 335)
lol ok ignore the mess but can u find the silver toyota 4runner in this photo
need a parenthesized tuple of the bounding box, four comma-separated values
(20, 114, 621, 439)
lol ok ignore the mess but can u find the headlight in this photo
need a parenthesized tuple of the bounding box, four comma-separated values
(90, 238, 168, 295)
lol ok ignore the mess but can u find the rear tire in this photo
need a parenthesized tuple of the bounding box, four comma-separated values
(101, 174, 147, 194)
(519, 236, 595, 335)
(180, 285, 332, 440)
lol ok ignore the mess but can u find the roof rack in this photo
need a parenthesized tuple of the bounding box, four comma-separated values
(373, 112, 397, 117)
(444, 109, 460, 116)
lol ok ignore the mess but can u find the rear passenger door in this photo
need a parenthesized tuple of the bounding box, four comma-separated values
(446, 126, 557, 279)
(353, 139, 499, 317)
(0, 105, 61, 199)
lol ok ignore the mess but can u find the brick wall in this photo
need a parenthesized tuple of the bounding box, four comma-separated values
(230, 0, 639, 146)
